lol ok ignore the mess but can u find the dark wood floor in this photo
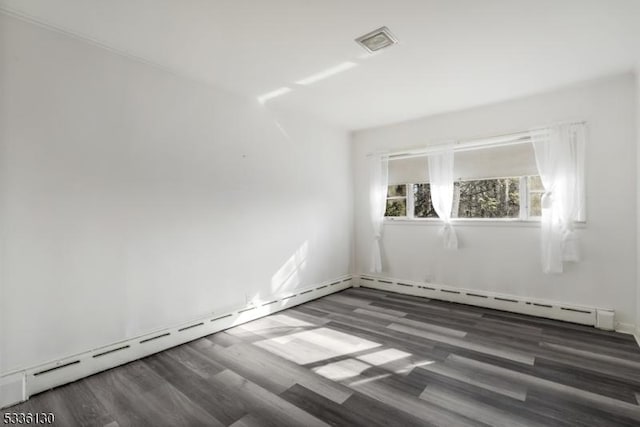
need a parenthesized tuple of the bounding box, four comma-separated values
(4, 287, 640, 426)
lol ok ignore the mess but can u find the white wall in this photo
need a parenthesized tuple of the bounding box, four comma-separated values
(636, 68, 640, 337)
(352, 73, 638, 327)
(0, 14, 352, 374)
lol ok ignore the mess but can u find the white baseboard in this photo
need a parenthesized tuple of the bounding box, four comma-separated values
(358, 274, 605, 327)
(615, 322, 636, 335)
(358, 275, 640, 349)
(0, 275, 353, 409)
(0, 372, 26, 409)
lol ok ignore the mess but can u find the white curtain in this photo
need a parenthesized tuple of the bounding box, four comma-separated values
(531, 123, 585, 273)
(368, 154, 389, 272)
(428, 147, 458, 249)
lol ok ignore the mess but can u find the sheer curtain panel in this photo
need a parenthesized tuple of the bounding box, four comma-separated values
(428, 146, 458, 249)
(369, 154, 389, 272)
(531, 123, 585, 273)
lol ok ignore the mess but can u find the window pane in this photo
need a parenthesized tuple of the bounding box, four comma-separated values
(528, 175, 544, 191)
(456, 178, 520, 218)
(385, 199, 406, 217)
(413, 184, 438, 218)
(529, 192, 542, 217)
(387, 184, 406, 197)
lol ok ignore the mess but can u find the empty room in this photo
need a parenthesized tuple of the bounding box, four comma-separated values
(1, 0, 640, 426)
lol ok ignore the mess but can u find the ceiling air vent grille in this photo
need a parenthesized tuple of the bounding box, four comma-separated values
(355, 26, 398, 53)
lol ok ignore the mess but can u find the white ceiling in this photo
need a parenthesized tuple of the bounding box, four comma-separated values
(1, 0, 639, 130)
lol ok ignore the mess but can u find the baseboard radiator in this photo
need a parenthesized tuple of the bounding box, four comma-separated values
(357, 274, 618, 331)
(0, 275, 353, 409)
(0, 272, 629, 409)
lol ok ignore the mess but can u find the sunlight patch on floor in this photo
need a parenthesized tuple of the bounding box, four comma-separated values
(394, 359, 436, 374)
(356, 348, 411, 365)
(348, 373, 392, 387)
(313, 359, 371, 381)
(255, 327, 381, 364)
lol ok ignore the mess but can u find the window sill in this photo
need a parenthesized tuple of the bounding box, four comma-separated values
(384, 218, 587, 228)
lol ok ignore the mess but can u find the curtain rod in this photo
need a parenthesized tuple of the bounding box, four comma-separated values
(366, 120, 586, 161)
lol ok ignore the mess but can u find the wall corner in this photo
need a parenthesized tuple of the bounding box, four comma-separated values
(635, 65, 640, 343)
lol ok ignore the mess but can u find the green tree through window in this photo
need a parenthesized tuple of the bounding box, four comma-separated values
(385, 184, 407, 216)
(414, 184, 438, 218)
(385, 177, 542, 220)
(455, 178, 520, 218)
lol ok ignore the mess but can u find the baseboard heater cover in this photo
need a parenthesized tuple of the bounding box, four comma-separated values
(0, 373, 26, 409)
(357, 275, 607, 328)
(0, 274, 353, 409)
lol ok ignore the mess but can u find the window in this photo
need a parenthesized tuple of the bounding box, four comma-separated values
(384, 139, 584, 222)
(385, 184, 407, 217)
(455, 177, 520, 218)
(409, 177, 533, 220)
(526, 175, 544, 217)
(413, 184, 437, 218)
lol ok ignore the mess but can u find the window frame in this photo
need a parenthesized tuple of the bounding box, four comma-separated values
(523, 175, 544, 220)
(385, 174, 586, 224)
(383, 133, 586, 225)
(384, 184, 409, 218)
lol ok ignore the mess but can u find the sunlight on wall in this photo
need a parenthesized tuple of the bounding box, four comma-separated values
(273, 120, 291, 141)
(270, 241, 309, 296)
(235, 241, 310, 315)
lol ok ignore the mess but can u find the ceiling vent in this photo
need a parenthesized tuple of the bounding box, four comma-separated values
(355, 26, 398, 53)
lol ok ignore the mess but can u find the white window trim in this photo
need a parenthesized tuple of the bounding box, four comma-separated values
(384, 217, 587, 228)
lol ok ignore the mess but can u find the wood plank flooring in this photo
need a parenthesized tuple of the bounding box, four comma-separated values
(4, 287, 640, 426)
